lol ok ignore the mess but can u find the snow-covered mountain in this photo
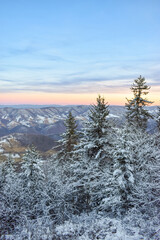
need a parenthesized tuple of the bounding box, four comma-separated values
(0, 105, 125, 137)
(0, 105, 158, 158)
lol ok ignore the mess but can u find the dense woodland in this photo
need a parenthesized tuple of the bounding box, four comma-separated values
(0, 76, 160, 239)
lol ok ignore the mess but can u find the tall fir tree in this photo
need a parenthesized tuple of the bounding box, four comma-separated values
(47, 112, 79, 221)
(72, 95, 114, 212)
(58, 111, 79, 162)
(100, 126, 160, 217)
(125, 75, 153, 130)
(79, 95, 113, 162)
(101, 127, 135, 215)
(156, 106, 160, 132)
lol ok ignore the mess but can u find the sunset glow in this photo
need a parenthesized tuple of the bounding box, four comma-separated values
(0, 87, 159, 106)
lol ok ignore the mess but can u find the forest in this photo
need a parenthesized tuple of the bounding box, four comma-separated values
(0, 76, 160, 239)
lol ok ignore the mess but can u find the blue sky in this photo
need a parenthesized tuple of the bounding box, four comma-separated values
(0, 0, 160, 104)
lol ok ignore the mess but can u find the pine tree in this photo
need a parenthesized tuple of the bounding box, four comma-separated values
(47, 112, 79, 223)
(100, 126, 160, 217)
(72, 95, 114, 212)
(0, 157, 22, 234)
(126, 75, 153, 130)
(47, 157, 75, 224)
(80, 95, 113, 162)
(101, 127, 135, 215)
(58, 111, 79, 162)
(20, 147, 47, 219)
(156, 106, 160, 132)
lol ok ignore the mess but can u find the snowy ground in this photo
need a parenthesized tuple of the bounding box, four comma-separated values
(2, 211, 160, 240)
(54, 212, 160, 240)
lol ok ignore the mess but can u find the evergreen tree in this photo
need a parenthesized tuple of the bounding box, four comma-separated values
(20, 147, 47, 219)
(0, 157, 21, 234)
(125, 75, 153, 130)
(132, 131, 160, 213)
(72, 95, 114, 212)
(79, 95, 113, 162)
(101, 127, 135, 215)
(58, 111, 79, 162)
(156, 106, 160, 132)
(100, 126, 160, 217)
(47, 158, 75, 224)
(47, 112, 79, 223)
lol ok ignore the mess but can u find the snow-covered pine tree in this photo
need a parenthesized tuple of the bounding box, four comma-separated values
(47, 111, 79, 221)
(125, 75, 153, 130)
(20, 147, 47, 220)
(100, 126, 160, 217)
(0, 157, 21, 235)
(72, 95, 114, 212)
(46, 157, 75, 224)
(57, 111, 79, 162)
(80, 95, 113, 162)
(156, 106, 160, 132)
(131, 130, 160, 215)
(100, 127, 135, 216)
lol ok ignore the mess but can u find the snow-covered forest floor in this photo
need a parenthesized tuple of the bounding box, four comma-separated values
(3, 211, 160, 240)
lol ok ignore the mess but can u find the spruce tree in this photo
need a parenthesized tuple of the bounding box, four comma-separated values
(58, 111, 78, 162)
(72, 95, 114, 212)
(100, 126, 160, 217)
(0, 157, 21, 234)
(20, 147, 47, 219)
(48, 112, 79, 221)
(156, 106, 160, 132)
(101, 127, 135, 215)
(125, 75, 153, 130)
(80, 95, 113, 162)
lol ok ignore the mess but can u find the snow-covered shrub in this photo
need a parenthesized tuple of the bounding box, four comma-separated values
(53, 211, 159, 240)
(0, 158, 22, 235)
(100, 126, 160, 217)
(19, 147, 48, 220)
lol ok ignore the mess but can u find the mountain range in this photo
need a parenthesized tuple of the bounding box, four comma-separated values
(0, 105, 158, 161)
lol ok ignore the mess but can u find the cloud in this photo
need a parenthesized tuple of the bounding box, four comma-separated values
(0, 79, 13, 82)
(0, 74, 134, 94)
(43, 54, 70, 62)
(9, 46, 35, 56)
(0, 56, 160, 95)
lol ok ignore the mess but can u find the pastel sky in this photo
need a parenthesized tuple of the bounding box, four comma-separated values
(0, 0, 160, 105)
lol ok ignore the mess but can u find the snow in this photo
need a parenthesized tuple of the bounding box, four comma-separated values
(37, 115, 45, 123)
(0, 98, 159, 239)
(47, 118, 55, 124)
(2, 114, 9, 119)
(55, 212, 155, 240)
(4, 153, 10, 157)
(0, 138, 8, 144)
(11, 153, 20, 158)
(16, 115, 21, 122)
(20, 120, 30, 127)
(108, 113, 119, 118)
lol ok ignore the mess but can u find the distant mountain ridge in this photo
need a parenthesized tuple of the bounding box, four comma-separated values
(0, 105, 158, 137)
(0, 105, 158, 160)
(0, 105, 125, 136)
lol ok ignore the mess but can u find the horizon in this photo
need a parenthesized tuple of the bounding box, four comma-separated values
(0, 1, 160, 105)
(0, 103, 159, 108)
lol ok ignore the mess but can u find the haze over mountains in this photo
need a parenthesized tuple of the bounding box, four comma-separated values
(0, 105, 157, 161)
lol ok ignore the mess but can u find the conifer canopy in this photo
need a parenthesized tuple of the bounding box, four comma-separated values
(125, 75, 153, 129)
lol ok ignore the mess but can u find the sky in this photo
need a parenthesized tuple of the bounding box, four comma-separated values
(0, 0, 160, 105)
